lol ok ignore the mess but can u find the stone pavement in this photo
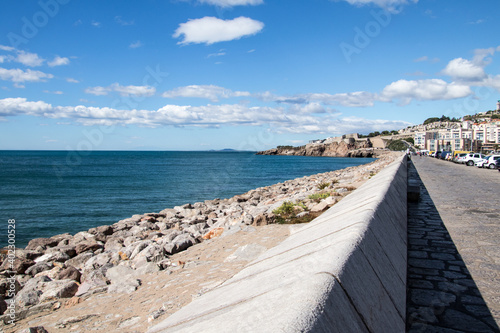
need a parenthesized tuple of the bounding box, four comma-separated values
(407, 158, 500, 332)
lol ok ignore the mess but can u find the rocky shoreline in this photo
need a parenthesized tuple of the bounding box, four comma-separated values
(0, 151, 400, 332)
(256, 138, 379, 158)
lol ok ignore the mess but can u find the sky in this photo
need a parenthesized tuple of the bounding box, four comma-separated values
(0, 0, 499, 151)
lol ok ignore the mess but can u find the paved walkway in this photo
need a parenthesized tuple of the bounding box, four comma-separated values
(407, 157, 500, 332)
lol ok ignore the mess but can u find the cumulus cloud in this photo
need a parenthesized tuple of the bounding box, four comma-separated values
(0, 97, 411, 135)
(16, 51, 45, 67)
(48, 56, 70, 67)
(0, 67, 54, 83)
(197, 0, 264, 7)
(162, 85, 250, 102)
(441, 58, 486, 81)
(380, 79, 472, 104)
(85, 83, 156, 97)
(173, 16, 264, 45)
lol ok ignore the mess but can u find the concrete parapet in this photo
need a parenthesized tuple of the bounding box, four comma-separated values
(148, 156, 408, 333)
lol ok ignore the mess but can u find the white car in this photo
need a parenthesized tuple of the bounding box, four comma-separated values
(478, 155, 500, 169)
(463, 153, 486, 166)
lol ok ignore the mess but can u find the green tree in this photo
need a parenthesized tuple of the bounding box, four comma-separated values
(387, 140, 407, 151)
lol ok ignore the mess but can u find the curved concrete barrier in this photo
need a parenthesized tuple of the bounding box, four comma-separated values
(148, 156, 407, 333)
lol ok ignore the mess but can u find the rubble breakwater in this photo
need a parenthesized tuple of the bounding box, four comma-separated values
(0, 151, 400, 331)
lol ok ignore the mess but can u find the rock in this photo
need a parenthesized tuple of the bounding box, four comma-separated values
(296, 211, 310, 218)
(34, 252, 70, 264)
(55, 266, 81, 282)
(310, 200, 330, 213)
(75, 242, 103, 255)
(15, 276, 51, 308)
(0, 277, 21, 297)
(39, 279, 79, 302)
(65, 252, 94, 270)
(25, 262, 54, 276)
(225, 244, 267, 262)
(104, 237, 125, 252)
(106, 266, 140, 294)
(80, 269, 109, 289)
(0, 257, 35, 274)
(11, 249, 42, 261)
(202, 227, 224, 240)
(252, 213, 274, 226)
(47, 245, 77, 258)
(25, 238, 59, 251)
(164, 234, 195, 255)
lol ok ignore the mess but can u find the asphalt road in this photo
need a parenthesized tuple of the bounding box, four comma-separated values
(410, 155, 500, 330)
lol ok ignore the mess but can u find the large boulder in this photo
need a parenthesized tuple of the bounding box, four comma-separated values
(164, 234, 196, 255)
(25, 262, 54, 277)
(25, 238, 59, 251)
(55, 266, 81, 282)
(0, 257, 35, 274)
(39, 279, 79, 302)
(15, 276, 51, 308)
(105, 265, 140, 294)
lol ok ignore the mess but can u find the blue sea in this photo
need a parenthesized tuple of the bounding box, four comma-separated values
(0, 151, 374, 248)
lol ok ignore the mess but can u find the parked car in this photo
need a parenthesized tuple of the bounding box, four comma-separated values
(480, 155, 500, 169)
(496, 159, 500, 172)
(439, 151, 452, 160)
(453, 153, 468, 163)
(462, 153, 486, 166)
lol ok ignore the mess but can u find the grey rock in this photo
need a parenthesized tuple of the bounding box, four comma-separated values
(25, 238, 59, 251)
(65, 252, 94, 270)
(39, 279, 79, 302)
(0, 257, 35, 274)
(164, 234, 195, 255)
(15, 276, 51, 308)
(0, 277, 21, 297)
(33, 251, 70, 263)
(25, 262, 54, 276)
(55, 266, 81, 282)
(106, 266, 141, 294)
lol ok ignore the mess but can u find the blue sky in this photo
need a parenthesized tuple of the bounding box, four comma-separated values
(0, 0, 499, 151)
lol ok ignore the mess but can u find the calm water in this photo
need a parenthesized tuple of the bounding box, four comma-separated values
(0, 151, 374, 248)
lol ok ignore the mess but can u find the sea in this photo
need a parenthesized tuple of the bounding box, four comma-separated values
(0, 151, 374, 248)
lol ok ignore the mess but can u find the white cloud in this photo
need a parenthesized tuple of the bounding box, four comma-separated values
(197, 0, 263, 7)
(441, 58, 486, 81)
(337, 0, 418, 12)
(0, 45, 15, 52)
(84, 86, 109, 96)
(380, 79, 472, 104)
(16, 51, 45, 67)
(129, 41, 143, 49)
(48, 56, 70, 67)
(85, 83, 156, 97)
(91, 21, 101, 27)
(0, 67, 53, 83)
(66, 78, 79, 83)
(173, 16, 264, 45)
(0, 97, 411, 135)
(163, 85, 250, 102)
(256, 91, 377, 107)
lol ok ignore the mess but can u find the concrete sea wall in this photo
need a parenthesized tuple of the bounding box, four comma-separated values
(148, 156, 408, 333)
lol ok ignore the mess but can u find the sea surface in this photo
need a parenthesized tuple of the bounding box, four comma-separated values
(0, 151, 374, 248)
